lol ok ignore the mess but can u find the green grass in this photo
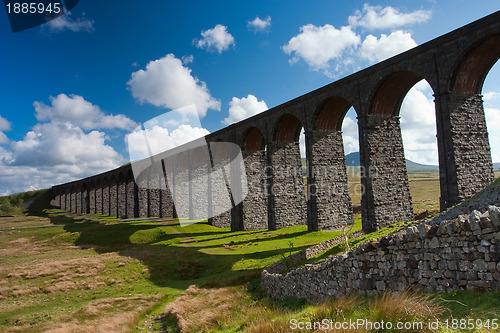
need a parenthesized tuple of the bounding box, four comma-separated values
(1, 196, 500, 332)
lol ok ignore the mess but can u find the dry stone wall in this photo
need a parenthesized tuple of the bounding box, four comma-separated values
(262, 181, 500, 303)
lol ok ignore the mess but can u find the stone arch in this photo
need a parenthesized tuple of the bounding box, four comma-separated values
(370, 71, 423, 116)
(306, 96, 356, 230)
(313, 96, 353, 131)
(242, 127, 265, 151)
(273, 114, 303, 143)
(450, 34, 500, 94)
(269, 113, 306, 229)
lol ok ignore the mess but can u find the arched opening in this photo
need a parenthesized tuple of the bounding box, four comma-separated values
(270, 114, 306, 229)
(482, 60, 500, 179)
(399, 79, 440, 218)
(311, 97, 357, 230)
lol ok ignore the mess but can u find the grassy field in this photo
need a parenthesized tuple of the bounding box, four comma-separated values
(1, 207, 500, 332)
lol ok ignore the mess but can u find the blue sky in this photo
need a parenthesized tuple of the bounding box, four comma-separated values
(0, 1, 499, 195)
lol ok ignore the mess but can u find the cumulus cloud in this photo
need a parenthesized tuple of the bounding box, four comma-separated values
(349, 4, 431, 30)
(223, 95, 268, 125)
(127, 54, 221, 118)
(0, 115, 11, 145)
(10, 122, 123, 169)
(194, 24, 235, 53)
(0, 94, 139, 194)
(400, 81, 438, 165)
(247, 16, 271, 32)
(45, 12, 94, 33)
(484, 91, 500, 101)
(359, 30, 417, 63)
(126, 124, 210, 161)
(34, 94, 136, 131)
(282, 24, 361, 74)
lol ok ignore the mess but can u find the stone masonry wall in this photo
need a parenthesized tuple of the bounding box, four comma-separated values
(262, 181, 500, 303)
(242, 150, 268, 230)
(448, 93, 495, 201)
(269, 141, 307, 229)
(361, 115, 413, 231)
(307, 130, 353, 230)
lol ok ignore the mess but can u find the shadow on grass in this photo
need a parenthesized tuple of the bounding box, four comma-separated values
(47, 213, 314, 293)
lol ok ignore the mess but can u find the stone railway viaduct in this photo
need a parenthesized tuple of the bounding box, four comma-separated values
(51, 11, 500, 232)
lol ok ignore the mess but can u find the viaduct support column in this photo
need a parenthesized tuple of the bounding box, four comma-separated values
(268, 141, 306, 230)
(76, 189, 82, 214)
(210, 152, 232, 228)
(241, 150, 268, 230)
(89, 186, 96, 214)
(126, 175, 137, 218)
(118, 178, 127, 219)
(138, 175, 149, 218)
(435, 92, 494, 210)
(102, 183, 109, 215)
(306, 130, 353, 231)
(109, 180, 117, 217)
(190, 151, 210, 221)
(95, 186, 102, 215)
(148, 173, 160, 218)
(359, 115, 413, 231)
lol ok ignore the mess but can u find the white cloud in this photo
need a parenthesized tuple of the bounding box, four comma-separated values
(248, 16, 271, 32)
(485, 107, 500, 130)
(349, 4, 431, 30)
(282, 24, 361, 74)
(223, 94, 268, 125)
(127, 54, 221, 118)
(359, 30, 417, 63)
(45, 12, 94, 33)
(126, 124, 210, 161)
(194, 24, 235, 53)
(10, 122, 123, 169)
(484, 91, 500, 101)
(0, 120, 126, 195)
(400, 81, 438, 165)
(0, 94, 138, 194)
(34, 94, 136, 131)
(182, 55, 194, 65)
(0, 115, 11, 145)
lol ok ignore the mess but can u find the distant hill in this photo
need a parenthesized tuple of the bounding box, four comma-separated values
(345, 152, 439, 172)
(494, 163, 500, 170)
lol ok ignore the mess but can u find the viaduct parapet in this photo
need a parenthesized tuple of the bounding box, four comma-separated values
(51, 11, 500, 232)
